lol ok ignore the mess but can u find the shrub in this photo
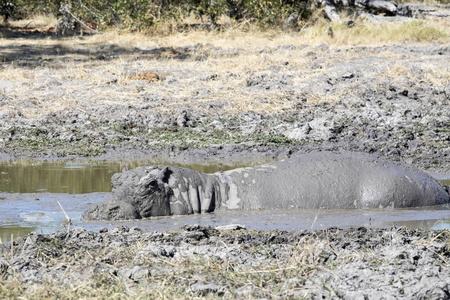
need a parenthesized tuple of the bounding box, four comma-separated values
(12, 0, 310, 31)
(0, 0, 15, 22)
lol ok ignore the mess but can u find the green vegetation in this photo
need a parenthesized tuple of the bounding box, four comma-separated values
(0, 0, 14, 21)
(148, 127, 299, 149)
(2, 0, 309, 30)
(6, 121, 298, 158)
(16, 136, 106, 157)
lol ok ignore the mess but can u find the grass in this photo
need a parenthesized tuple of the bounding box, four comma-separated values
(14, 134, 106, 157)
(0, 13, 448, 155)
(396, 0, 450, 3)
(3, 113, 298, 156)
(0, 14, 448, 119)
(148, 127, 299, 149)
(305, 18, 449, 45)
(0, 230, 322, 299)
(1, 227, 448, 299)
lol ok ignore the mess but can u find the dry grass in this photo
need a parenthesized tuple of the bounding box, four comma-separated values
(0, 231, 327, 299)
(2, 14, 57, 29)
(0, 14, 448, 119)
(88, 18, 449, 48)
(301, 18, 449, 45)
(396, 0, 450, 3)
(5, 11, 448, 47)
(2, 228, 448, 299)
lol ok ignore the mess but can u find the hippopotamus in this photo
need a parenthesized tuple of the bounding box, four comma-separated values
(83, 151, 450, 220)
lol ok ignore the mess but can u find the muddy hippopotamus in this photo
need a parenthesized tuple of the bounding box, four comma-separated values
(83, 151, 450, 220)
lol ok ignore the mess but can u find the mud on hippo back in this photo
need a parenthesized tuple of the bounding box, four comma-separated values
(83, 151, 450, 220)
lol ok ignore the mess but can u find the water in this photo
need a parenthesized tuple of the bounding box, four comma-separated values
(0, 161, 122, 194)
(0, 160, 449, 242)
(0, 160, 242, 194)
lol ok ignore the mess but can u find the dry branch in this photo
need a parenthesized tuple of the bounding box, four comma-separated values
(317, 0, 398, 21)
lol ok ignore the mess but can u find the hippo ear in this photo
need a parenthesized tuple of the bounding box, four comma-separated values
(159, 166, 172, 183)
(110, 173, 123, 189)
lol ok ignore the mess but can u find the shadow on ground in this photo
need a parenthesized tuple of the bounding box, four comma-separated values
(0, 24, 199, 68)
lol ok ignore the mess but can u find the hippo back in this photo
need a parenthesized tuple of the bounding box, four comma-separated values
(219, 152, 449, 210)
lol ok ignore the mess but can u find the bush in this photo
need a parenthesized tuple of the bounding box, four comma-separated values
(11, 0, 310, 31)
(0, 0, 15, 22)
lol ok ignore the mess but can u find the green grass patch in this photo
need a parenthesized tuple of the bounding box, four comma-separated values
(148, 127, 299, 149)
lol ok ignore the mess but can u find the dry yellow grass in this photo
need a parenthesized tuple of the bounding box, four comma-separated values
(0, 14, 448, 118)
(2, 14, 57, 29)
(6, 13, 446, 48)
(301, 18, 449, 45)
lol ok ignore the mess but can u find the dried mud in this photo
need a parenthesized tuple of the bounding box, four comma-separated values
(0, 40, 448, 173)
(0, 225, 449, 299)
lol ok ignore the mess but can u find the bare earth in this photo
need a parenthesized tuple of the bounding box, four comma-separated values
(0, 29, 449, 173)
(1, 225, 449, 299)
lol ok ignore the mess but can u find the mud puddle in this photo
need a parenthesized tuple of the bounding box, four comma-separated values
(0, 160, 244, 193)
(0, 160, 449, 242)
(0, 191, 449, 243)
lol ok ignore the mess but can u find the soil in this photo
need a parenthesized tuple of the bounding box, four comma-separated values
(0, 225, 449, 299)
(0, 39, 448, 174)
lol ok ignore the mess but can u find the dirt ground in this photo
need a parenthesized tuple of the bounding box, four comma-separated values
(0, 22, 449, 173)
(0, 225, 449, 299)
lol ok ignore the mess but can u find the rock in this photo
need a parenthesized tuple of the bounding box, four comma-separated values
(191, 283, 226, 296)
(215, 224, 246, 230)
(283, 13, 299, 30)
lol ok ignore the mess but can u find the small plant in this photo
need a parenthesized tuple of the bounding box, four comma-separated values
(148, 126, 298, 149)
(84, 145, 105, 157)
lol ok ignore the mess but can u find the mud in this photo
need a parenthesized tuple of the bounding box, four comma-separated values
(1, 30, 449, 299)
(0, 225, 449, 299)
(0, 42, 448, 174)
(1, 187, 449, 242)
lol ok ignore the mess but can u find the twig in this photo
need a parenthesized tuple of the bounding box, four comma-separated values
(236, 266, 296, 274)
(57, 200, 72, 224)
(108, 7, 122, 29)
(24, 21, 34, 29)
(79, 1, 103, 19)
(311, 210, 319, 230)
(66, 9, 99, 33)
(10, 234, 13, 258)
(147, 0, 158, 18)
(21, 236, 30, 256)
(323, 282, 340, 298)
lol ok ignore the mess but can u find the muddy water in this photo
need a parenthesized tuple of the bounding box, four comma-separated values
(0, 160, 239, 194)
(0, 160, 449, 242)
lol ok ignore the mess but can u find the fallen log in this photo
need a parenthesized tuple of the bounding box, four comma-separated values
(360, 12, 415, 24)
(316, 0, 398, 21)
(355, 0, 397, 15)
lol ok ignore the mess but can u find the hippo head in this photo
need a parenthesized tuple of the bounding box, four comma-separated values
(84, 166, 176, 220)
(83, 164, 218, 220)
(108, 166, 173, 219)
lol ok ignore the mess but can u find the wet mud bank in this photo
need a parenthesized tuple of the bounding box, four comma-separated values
(0, 225, 449, 299)
(0, 43, 449, 173)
